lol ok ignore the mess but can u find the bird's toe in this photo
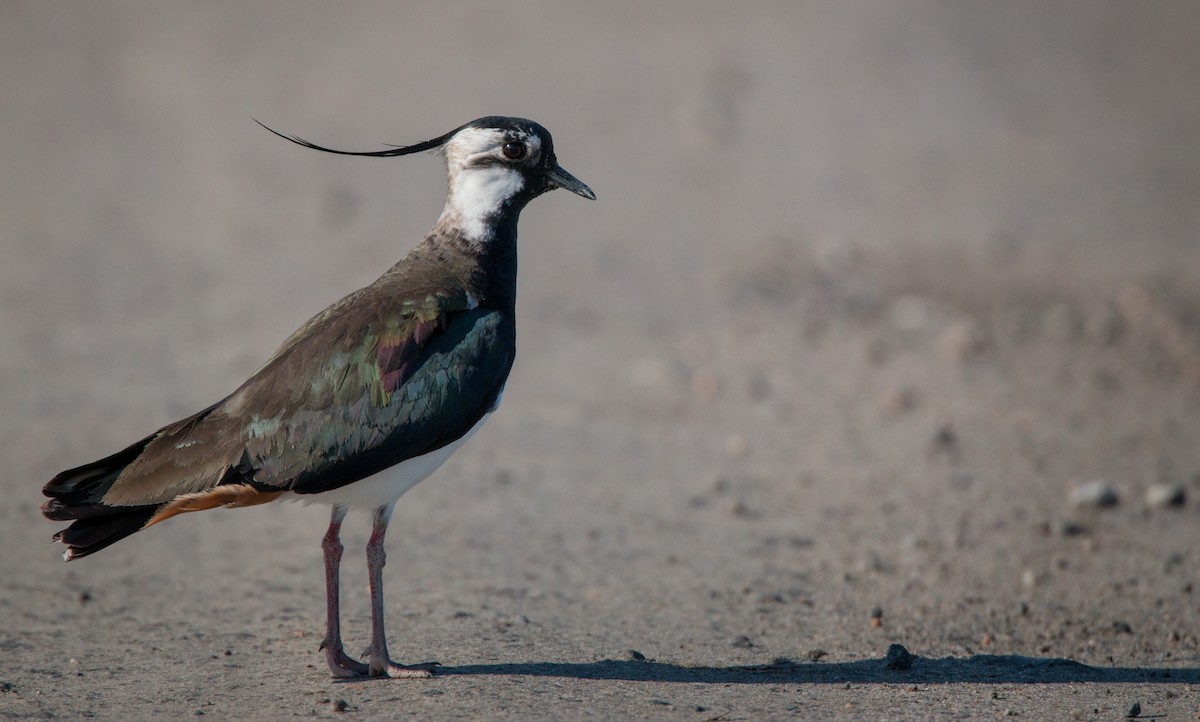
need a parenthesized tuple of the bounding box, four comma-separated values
(382, 661, 440, 679)
(323, 645, 370, 678)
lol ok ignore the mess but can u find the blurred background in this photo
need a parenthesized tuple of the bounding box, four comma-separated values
(4, 0, 1197, 448)
(2, 3, 1199, 718)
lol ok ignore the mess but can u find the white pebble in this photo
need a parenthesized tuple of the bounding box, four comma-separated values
(1068, 480, 1119, 509)
(1145, 484, 1186, 509)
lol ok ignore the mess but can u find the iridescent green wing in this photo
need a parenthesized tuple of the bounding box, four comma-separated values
(229, 287, 514, 494)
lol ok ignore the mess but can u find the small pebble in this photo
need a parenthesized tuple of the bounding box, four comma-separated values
(928, 424, 960, 463)
(1068, 480, 1119, 509)
(729, 499, 758, 519)
(1084, 307, 1123, 345)
(878, 387, 918, 418)
(1116, 285, 1151, 324)
(940, 319, 988, 362)
(746, 371, 771, 401)
(864, 337, 891, 365)
(1145, 484, 1186, 509)
(885, 643, 913, 670)
(869, 606, 883, 628)
(806, 648, 827, 661)
(691, 368, 721, 399)
(1059, 521, 1089, 537)
(731, 635, 754, 648)
(331, 699, 349, 713)
(725, 433, 751, 458)
(1126, 700, 1141, 718)
(628, 649, 646, 661)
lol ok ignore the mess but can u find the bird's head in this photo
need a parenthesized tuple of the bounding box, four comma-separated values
(256, 116, 594, 242)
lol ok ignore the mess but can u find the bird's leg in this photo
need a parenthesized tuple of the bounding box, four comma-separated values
(320, 505, 368, 678)
(365, 504, 438, 678)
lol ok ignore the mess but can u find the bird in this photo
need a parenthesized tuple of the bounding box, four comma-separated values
(41, 116, 595, 678)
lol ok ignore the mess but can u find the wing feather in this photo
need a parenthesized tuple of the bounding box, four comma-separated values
(87, 286, 512, 507)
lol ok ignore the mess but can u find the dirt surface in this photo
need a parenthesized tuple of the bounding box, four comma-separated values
(2, 3, 1199, 719)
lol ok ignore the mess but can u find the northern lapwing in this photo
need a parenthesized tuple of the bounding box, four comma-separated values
(41, 116, 595, 678)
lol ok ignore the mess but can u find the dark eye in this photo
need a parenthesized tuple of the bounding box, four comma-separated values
(501, 141, 526, 160)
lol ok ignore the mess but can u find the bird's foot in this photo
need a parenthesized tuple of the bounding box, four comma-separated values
(372, 660, 440, 679)
(321, 640, 370, 678)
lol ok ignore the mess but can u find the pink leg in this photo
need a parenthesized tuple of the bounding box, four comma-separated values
(320, 506, 368, 677)
(366, 505, 438, 678)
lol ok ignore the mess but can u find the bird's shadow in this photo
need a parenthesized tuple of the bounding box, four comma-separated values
(419, 655, 1197, 685)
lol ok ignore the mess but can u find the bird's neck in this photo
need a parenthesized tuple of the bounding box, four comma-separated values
(404, 209, 519, 312)
(467, 214, 519, 312)
(441, 165, 526, 246)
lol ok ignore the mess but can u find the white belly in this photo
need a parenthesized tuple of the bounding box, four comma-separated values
(284, 411, 490, 511)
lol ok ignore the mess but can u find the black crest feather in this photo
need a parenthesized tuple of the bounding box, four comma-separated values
(252, 118, 461, 157)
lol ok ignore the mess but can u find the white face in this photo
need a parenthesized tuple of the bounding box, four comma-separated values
(439, 127, 544, 242)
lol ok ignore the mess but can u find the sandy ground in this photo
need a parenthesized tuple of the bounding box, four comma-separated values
(2, 2, 1199, 719)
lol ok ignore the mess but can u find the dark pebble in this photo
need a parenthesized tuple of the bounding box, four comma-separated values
(1127, 700, 1141, 718)
(732, 636, 754, 648)
(928, 424, 960, 462)
(1060, 521, 1089, 537)
(885, 643, 914, 670)
(628, 650, 646, 661)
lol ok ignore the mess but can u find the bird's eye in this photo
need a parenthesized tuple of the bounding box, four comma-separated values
(501, 141, 526, 160)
